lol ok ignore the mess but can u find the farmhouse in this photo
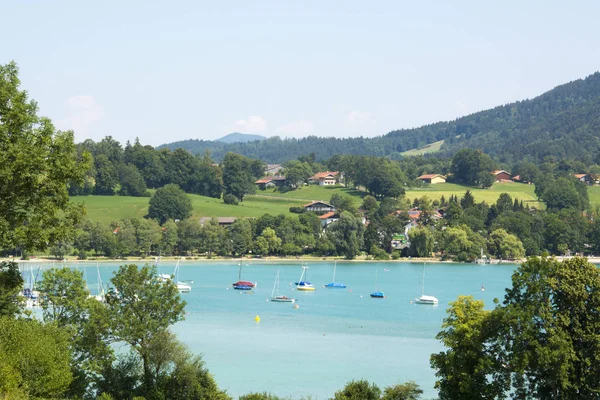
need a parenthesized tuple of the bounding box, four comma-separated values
(491, 170, 511, 182)
(199, 217, 237, 228)
(574, 173, 595, 184)
(309, 171, 339, 186)
(254, 176, 286, 189)
(304, 201, 336, 213)
(417, 174, 446, 184)
(319, 211, 339, 226)
(265, 164, 283, 175)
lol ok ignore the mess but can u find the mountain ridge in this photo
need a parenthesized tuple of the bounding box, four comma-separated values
(159, 71, 600, 164)
(216, 132, 266, 144)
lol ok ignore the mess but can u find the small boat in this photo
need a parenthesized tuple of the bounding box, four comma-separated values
(370, 269, 385, 298)
(159, 259, 192, 293)
(232, 259, 255, 290)
(271, 269, 296, 303)
(415, 264, 438, 305)
(295, 265, 315, 291)
(324, 260, 346, 288)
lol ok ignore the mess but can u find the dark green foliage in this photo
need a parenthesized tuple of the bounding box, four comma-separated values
(222, 152, 263, 201)
(450, 149, 495, 188)
(223, 193, 239, 205)
(289, 206, 305, 213)
(118, 163, 148, 197)
(239, 392, 284, 400)
(148, 184, 193, 224)
(381, 381, 423, 400)
(0, 261, 24, 318)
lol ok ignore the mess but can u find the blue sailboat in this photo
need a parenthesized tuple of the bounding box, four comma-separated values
(370, 269, 385, 298)
(324, 260, 346, 288)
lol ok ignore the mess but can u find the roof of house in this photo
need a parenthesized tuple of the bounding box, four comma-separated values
(199, 217, 237, 225)
(491, 170, 510, 176)
(417, 174, 445, 180)
(512, 175, 521, 181)
(574, 173, 587, 179)
(303, 200, 335, 208)
(310, 171, 339, 180)
(255, 176, 286, 184)
(319, 211, 337, 219)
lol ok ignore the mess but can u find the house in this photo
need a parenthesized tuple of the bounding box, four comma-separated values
(319, 211, 339, 227)
(401, 208, 443, 222)
(199, 217, 237, 228)
(254, 176, 286, 189)
(265, 164, 283, 175)
(491, 170, 511, 182)
(574, 173, 594, 184)
(309, 171, 339, 186)
(417, 174, 446, 184)
(303, 201, 336, 213)
(391, 233, 410, 250)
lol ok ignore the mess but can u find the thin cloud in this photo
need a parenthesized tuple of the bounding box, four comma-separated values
(233, 115, 268, 134)
(275, 120, 314, 137)
(56, 95, 104, 140)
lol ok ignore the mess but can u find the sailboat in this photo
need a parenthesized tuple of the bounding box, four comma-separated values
(415, 264, 438, 305)
(160, 259, 192, 293)
(94, 262, 106, 302)
(370, 269, 385, 298)
(232, 259, 255, 290)
(271, 269, 296, 302)
(295, 265, 315, 291)
(324, 260, 346, 288)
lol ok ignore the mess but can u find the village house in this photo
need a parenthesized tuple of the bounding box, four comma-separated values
(574, 173, 596, 184)
(265, 164, 283, 175)
(309, 171, 339, 186)
(254, 176, 286, 189)
(417, 174, 446, 184)
(491, 170, 511, 182)
(303, 201, 336, 213)
(318, 211, 339, 227)
(199, 217, 237, 228)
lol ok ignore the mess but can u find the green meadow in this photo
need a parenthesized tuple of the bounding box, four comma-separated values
(400, 139, 445, 156)
(73, 181, 559, 225)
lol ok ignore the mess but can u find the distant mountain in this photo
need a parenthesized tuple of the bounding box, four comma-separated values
(159, 72, 600, 165)
(216, 133, 266, 144)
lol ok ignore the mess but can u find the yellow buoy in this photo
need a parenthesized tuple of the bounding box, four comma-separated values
(254, 315, 260, 322)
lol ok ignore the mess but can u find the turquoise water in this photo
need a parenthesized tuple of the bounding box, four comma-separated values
(37, 260, 518, 399)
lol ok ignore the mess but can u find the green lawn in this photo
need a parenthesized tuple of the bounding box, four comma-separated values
(587, 186, 600, 208)
(256, 185, 366, 204)
(400, 139, 444, 156)
(405, 182, 542, 208)
(73, 193, 306, 225)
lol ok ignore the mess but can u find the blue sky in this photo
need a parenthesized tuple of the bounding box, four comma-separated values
(3, 1, 600, 146)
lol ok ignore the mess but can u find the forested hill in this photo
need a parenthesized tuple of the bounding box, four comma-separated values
(159, 72, 600, 164)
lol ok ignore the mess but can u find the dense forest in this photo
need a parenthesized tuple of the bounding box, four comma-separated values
(159, 71, 600, 165)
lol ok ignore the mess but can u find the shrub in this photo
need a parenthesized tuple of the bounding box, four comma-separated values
(289, 206, 305, 214)
(223, 194, 239, 205)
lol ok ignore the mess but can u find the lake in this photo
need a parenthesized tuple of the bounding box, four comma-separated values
(25, 260, 518, 399)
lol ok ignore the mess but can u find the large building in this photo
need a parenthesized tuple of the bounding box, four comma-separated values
(309, 171, 339, 186)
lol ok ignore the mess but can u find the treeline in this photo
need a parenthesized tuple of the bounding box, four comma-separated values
(160, 72, 600, 165)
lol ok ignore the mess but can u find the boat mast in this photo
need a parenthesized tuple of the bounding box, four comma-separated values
(332, 260, 337, 282)
(421, 264, 425, 296)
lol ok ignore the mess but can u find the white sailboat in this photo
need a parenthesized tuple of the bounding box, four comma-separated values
(94, 262, 106, 302)
(415, 264, 438, 305)
(295, 265, 315, 291)
(159, 259, 192, 293)
(270, 269, 296, 302)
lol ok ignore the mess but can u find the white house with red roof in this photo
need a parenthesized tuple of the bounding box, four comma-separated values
(417, 174, 446, 184)
(309, 171, 339, 186)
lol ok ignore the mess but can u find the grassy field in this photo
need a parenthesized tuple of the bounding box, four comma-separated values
(405, 182, 542, 208)
(587, 186, 600, 208)
(74, 181, 548, 225)
(400, 139, 444, 156)
(73, 194, 306, 225)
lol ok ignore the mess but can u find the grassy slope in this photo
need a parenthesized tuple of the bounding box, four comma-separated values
(400, 139, 444, 156)
(75, 182, 549, 225)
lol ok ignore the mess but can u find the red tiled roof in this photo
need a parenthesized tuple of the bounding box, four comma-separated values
(310, 171, 339, 180)
(319, 212, 336, 219)
(255, 176, 286, 184)
(574, 174, 587, 179)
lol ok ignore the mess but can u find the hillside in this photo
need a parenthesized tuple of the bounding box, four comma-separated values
(216, 132, 266, 143)
(159, 72, 600, 164)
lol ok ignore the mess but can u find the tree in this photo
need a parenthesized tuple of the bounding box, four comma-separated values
(105, 264, 187, 391)
(488, 228, 525, 260)
(118, 163, 148, 197)
(257, 227, 282, 255)
(0, 61, 89, 252)
(381, 381, 423, 400)
(221, 152, 263, 201)
(331, 193, 357, 214)
(540, 176, 588, 211)
(430, 296, 503, 399)
(0, 317, 73, 398)
(0, 261, 24, 318)
(95, 154, 120, 195)
(148, 184, 193, 224)
(409, 227, 435, 257)
(199, 218, 225, 258)
(39, 268, 89, 327)
(328, 211, 364, 259)
(450, 149, 495, 188)
(331, 379, 381, 400)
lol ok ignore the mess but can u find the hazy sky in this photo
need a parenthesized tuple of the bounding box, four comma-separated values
(2, 1, 600, 146)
